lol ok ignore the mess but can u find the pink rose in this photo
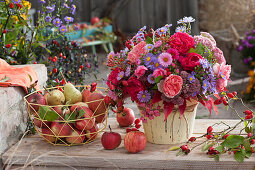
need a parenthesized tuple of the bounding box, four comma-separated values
(213, 63, 231, 92)
(158, 74, 183, 98)
(127, 41, 146, 63)
(169, 32, 195, 55)
(180, 52, 203, 71)
(135, 65, 148, 78)
(153, 68, 167, 78)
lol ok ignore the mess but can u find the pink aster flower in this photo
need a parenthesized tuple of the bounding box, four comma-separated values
(107, 51, 115, 60)
(158, 52, 173, 67)
(154, 40, 162, 48)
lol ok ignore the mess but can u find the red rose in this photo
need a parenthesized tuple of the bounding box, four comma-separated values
(107, 68, 120, 88)
(169, 32, 195, 55)
(180, 52, 203, 71)
(123, 77, 145, 102)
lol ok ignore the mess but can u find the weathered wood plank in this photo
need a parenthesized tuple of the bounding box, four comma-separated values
(2, 119, 253, 170)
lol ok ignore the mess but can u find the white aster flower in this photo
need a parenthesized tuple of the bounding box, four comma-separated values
(175, 26, 186, 33)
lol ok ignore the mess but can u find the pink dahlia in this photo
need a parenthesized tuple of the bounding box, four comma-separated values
(158, 52, 173, 67)
(213, 47, 226, 64)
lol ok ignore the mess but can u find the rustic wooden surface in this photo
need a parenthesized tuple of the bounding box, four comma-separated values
(2, 118, 255, 170)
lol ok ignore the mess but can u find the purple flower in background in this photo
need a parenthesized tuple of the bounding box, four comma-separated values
(59, 25, 67, 33)
(137, 90, 151, 103)
(117, 71, 124, 80)
(143, 53, 153, 65)
(53, 18, 62, 27)
(147, 74, 155, 84)
(13, 0, 21, 4)
(63, 3, 69, 8)
(244, 57, 253, 64)
(45, 16, 52, 22)
(71, 4, 76, 15)
(46, 5, 55, 13)
(145, 44, 154, 51)
(237, 45, 244, 52)
(39, 0, 46, 4)
(64, 16, 74, 23)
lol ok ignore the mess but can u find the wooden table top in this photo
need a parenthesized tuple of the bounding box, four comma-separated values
(2, 118, 255, 170)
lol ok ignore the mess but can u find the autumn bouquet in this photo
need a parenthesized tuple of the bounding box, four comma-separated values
(106, 17, 231, 144)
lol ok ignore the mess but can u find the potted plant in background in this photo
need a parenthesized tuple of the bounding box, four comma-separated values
(105, 16, 231, 144)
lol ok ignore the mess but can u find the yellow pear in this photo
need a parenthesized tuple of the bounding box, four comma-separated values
(46, 89, 65, 106)
(64, 83, 82, 104)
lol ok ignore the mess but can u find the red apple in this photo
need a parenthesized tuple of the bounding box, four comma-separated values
(124, 131, 147, 153)
(51, 122, 72, 137)
(91, 17, 100, 25)
(33, 118, 51, 128)
(74, 106, 95, 131)
(85, 123, 99, 141)
(42, 128, 56, 143)
(101, 127, 121, 150)
(117, 108, 135, 127)
(52, 106, 63, 116)
(82, 86, 92, 102)
(66, 129, 86, 144)
(70, 102, 88, 112)
(87, 91, 107, 123)
(26, 93, 46, 112)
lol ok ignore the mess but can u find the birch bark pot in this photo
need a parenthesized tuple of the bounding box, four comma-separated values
(138, 100, 198, 144)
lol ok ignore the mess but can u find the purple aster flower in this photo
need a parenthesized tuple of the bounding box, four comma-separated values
(145, 44, 154, 51)
(175, 26, 186, 33)
(165, 24, 172, 28)
(13, 0, 21, 4)
(147, 56, 159, 70)
(64, 16, 74, 23)
(139, 26, 146, 32)
(125, 67, 131, 77)
(63, 3, 69, 8)
(156, 26, 167, 35)
(219, 72, 226, 80)
(117, 71, 124, 80)
(147, 74, 155, 84)
(59, 25, 67, 33)
(71, 4, 76, 15)
(137, 90, 151, 103)
(45, 16, 51, 22)
(187, 72, 195, 83)
(154, 40, 162, 48)
(39, 0, 46, 4)
(202, 79, 210, 93)
(46, 5, 55, 13)
(143, 53, 154, 65)
(53, 18, 62, 27)
(158, 52, 172, 67)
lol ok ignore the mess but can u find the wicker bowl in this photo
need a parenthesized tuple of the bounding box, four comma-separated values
(24, 85, 108, 146)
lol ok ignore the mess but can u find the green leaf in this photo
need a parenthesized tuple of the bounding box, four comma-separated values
(0, 76, 10, 82)
(65, 111, 77, 123)
(38, 106, 59, 121)
(188, 48, 196, 53)
(145, 36, 153, 44)
(169, 146, 180, 151)
(245, 152, 252, 158)
(176, 150, 184, 156)
(243, 139, 252, 152)
(221, 135, 244, 149)
(151, 84, 158, 90)
(155, 75, 163, 84)
(77, 109, 85, 119)
(28, 74, 33, 82)
(195, 43, 205, 55)
(245, 126, 251, 133)
(202, 142, 215, 152)
(214, 155, 220, 161)
(215, 145, 224, 153)
(234, 150, 245, 163)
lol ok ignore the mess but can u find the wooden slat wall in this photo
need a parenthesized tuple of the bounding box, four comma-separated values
(30, 0, 199, 34)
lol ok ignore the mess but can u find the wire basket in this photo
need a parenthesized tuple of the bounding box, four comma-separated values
(24, 85, 108, 146)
